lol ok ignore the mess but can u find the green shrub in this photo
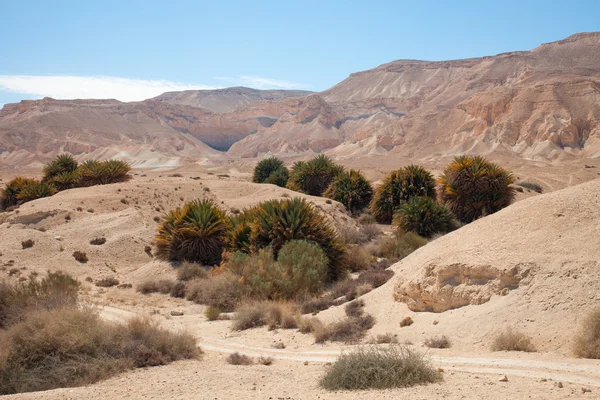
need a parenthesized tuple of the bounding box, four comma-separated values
(393, 196, 456, 238)
(250, 197, 346, 281)
(0, 309, 199, 395)
(78, 159, 131, 186)
(375, 231, 427, 259)
(156, 199, 230, 265)
(320, 346, 442, 390)
(43, 154, 78, 181)
(324, 169, 373, 214)
(15, 180, 57, 204)
(253, 157, 289, 187)
(228, 208, 258, 253)
(1, 177, 37, 209)
(574, 307, 600, 358)
(287, 155, 344, 196)
(370, 165, 436, 224)
(49, 170, 82, 191)
(438, 155, 515, 223)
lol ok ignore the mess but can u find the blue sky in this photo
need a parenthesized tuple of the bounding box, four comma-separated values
(1, 0, 599, 106)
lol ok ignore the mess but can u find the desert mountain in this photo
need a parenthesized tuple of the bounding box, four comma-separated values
(153, 87, 313, 113)
(1, 32, 600, 167)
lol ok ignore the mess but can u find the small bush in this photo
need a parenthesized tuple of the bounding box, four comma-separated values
(324, 169, 373, 214)
(423, 336, 451, 349)
(155, 199, 230, 265)
(232, 301, 299, 331)
(517, 181, 543, 193)
(16, 181, 57, 204)
(369, 333, 399, 344)
(205, 307, 221, 321)
(345, 246, 374, 272)
(393, 197, 457, 238)
(176, 262, 208, 281)
(136, 280, 175, 295)
(72, 251, 88, 263)
(491, 328, 536, 352)
(1, 177, 37, 209)
(375, 231, 427, 259)
(298, 317, 325, 334)
(286, 155, 344, 196)
(95, 277, 119, 288)
(574, 308, 600, 358)
(89, 237, 106, 246)
(169, 281, 186, 298)
(345, 299, 365, 318)
(400, 316, 413, 327)
(227, 352, 253, 365)
(78, 159, 131, 186)
(21, 239, 34, 249)
(315, 314, 376, 344)
(186, 272, 241, 312)
(319, 346, 442, 390)
(371, 166, 436, 224)
(0, 310, 199, 395)
(43, 154, 78, 182)
(258, 356, 274, 365)
(357, 213, 376, 225)
(253, 157, 289, 188)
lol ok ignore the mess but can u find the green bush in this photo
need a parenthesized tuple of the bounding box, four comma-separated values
(320, 346, 442, 390)
(438, 155, 515, 223)
(228, 208, 258, 253)
(16, 181, 57, 204)
(43, 154, 78, 182)
(78, 159, 131, 186)
(253, 157, 289, 187)
(49, 170, 82, 191)
(375, 231, 427, 259)
(393, 196, 456, 238)
(155, 199, 230, 265)
(287, 155, 344, 196)
(249, 197, 346, 281)
(370, 165, 436, 224)
(324, 169, 373, 214)
(0, 177, 37, 209)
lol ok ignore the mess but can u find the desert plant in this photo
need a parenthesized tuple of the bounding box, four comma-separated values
(186, 272, 241, 312)
(21, 239, 34, 249)
(258, 356, 274, 365)
(136, 279, 175, 295)
(72, 251, 88, 263)
(400, 316, 414, 327)
(232, 301, 299, 331)
(517, 181, 543, 193)
(48, 170, 82, 191)
(155, 199, 230, 265)
(78, 159, 131, 186)
(169, 281, 186, 298)
(95, 277, 120, 288)
(286, 155, 345, 196)
(89, 237, 106, 245)
(43, 154, 78, 181)
(393, 196, 457, 238)
(491, 328, 536, 352)
(15, 181, 57, 204)
(1, 177, 37, 209)
(205, 306, 221, 321)
(315, 314, 376, 344)
(228, 207, 259, 253)
(250, 197, 346, 281)
(424, 336, 451, 349)
(324, 169, 373, 214)
(176, 262, 208, 281)
(374, 231, 427, 259)
(438, 155, 515, 223)
(253, 157, 289, 187)
(0, 309, 199, 395)
(369, 333, 399, 344)
(319, 345, 442, 390)
(345, 299, 365, 318)
(226, 352, 253, 365)
(370, 166, 436, 224)
(345, 246, 374, 272)
(574, 307, 600, 358)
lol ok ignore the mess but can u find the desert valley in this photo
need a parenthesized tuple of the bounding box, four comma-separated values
(1, 31, 600, 400)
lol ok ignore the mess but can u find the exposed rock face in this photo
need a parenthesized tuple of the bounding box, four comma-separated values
(393, 263, 534, 312)
(1, 32, 600, 165)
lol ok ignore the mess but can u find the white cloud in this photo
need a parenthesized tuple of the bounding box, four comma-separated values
(0, 75, 221, 102)
(215, 75, 312, 90)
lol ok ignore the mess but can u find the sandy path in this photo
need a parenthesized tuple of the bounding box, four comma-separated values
(99, 306, 600, 388)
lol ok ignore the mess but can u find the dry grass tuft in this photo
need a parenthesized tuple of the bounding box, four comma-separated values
(400, 316, 414, 327)
(232, 301, 299, 331)
(315, 314, 376, 344)
(574, 308, 600, 358)
(226, 352, 253, 365)
(95, 277, 119, 288)
(176, 262, 208, 281)
(136, 279, 176, 295)
(258, 356, 274, 366)
(186, 272, 241, 312)
(320, 345, 442, 390)
(491, 328, 536, 352)
(369, 333, 399, 344)
(344, 299, 365, 318)
(423, 336, 451, 349)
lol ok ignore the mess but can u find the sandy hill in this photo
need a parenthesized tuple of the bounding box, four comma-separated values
(333, 177, 600, 354)
(1, 33, 600, 167)
(153, 87, 313, 113)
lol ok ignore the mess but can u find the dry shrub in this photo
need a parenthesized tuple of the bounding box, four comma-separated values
(423, 336, 451, 349)
(345, 245, 374, 272)
(136, 279, 175, 295)
(369, 333, 399, 344)
(72, 251, 88, 263)
(227, 352, 253, 365)
(361, 223, 381, 241)
(300, 296, 337, 315)
(331, 269, 393, 301)
(298, 317, 325, 334)
(169, 281, 186, 298)
(315, 314, 376, 344)
(232, 301, 299, 331)
(320, 345, 442, 390)
(258, 356, 274, 365)
(89, 237, 106, 246)
(491, 328, 536, 352)
(21, 239, 34, 249)
(357, 213, 376, 225)
(95, 277, 119, 288)
(205, 307, 221, 321)
(186, 272, 241, 312)
(345, 299, 365, 318)
(375, 231, 427, 259)
(574, 308, 600, 358)
(338, 226, 367, 245)
(0, 309, 199, 395)
(400, 316, 413, 327)
(176, 262, 208, 281)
